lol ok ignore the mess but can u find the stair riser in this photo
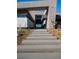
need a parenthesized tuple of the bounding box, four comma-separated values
(26, 38, 56, 40)
(22, 40, 61, 45)
(30, 34, 52, 35)
(17, 49, 61, 53)
(29, 35, 53, 37)
(21, 43, 60, 45)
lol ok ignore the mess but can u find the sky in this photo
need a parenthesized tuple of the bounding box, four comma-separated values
(17, 0, 61, 15)
(56, 0, 61, 14)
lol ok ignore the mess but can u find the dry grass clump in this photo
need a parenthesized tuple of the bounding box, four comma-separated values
(47, 28, 61, 40)
(17, 29, 32, 45)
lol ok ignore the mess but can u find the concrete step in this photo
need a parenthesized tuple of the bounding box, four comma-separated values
(31, 32, 49, 34)
(27, 36, 56, 39)
(29, 34, 53, 37)
(30, 34, 53, 36)
(17, 53, 61, 59)
(21, 40, 61, 45)
(33, 30, 47, 32)
(29, 35, 53, 37)
(17, 45, 61, 53)
(33, 29, 47, 31)
(26, 37, 56, 40)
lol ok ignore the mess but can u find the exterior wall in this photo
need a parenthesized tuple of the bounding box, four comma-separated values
(17, 17, 34, 28)
(17, 17, 27, 27)
(27, 19, 34, 28)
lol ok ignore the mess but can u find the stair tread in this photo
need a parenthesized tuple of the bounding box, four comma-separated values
(17, 53, 61, 59)
(22, 40, 60, 42)
(17, 45, 61, 52)
(21, 40, 60, 45)
(18, 45, 60, 49)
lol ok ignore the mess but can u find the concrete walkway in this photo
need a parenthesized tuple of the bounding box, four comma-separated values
(17, 29, 61, 59)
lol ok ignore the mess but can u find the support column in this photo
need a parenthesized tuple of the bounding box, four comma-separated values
(46, 0, 56, 29)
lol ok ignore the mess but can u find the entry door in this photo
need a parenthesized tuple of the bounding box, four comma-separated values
(35, 15, 42, 29)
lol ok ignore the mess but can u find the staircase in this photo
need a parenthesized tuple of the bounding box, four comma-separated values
(17, 29, 61, 59)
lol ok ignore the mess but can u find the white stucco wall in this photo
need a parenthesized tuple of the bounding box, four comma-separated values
(17, 17, 27, 27)
(17, 17, 34, 28)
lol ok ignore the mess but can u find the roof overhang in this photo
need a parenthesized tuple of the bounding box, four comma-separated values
(17, 0, 55, 9)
